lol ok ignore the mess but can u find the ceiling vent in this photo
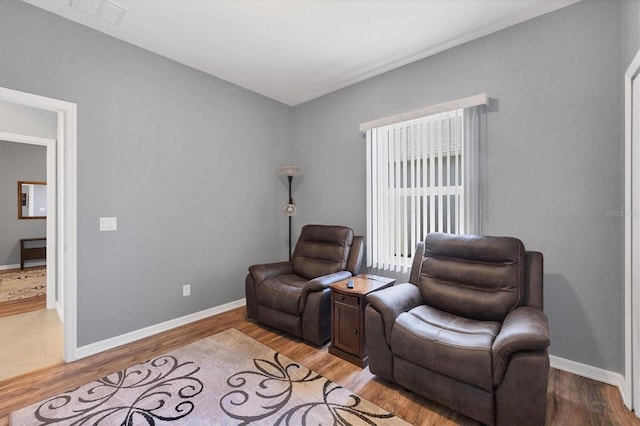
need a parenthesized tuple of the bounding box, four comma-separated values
(70, 0, 127, 26)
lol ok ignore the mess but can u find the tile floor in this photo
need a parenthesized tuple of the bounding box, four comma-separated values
(0, 308, 63, 381)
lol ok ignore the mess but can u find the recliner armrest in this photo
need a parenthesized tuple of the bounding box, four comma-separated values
(299, 271, 353, 312)
(305, 271, 353, 292)
(492, 306, 550, 385)
(248, 261, 293, 283)
(366, 283, 422, 344)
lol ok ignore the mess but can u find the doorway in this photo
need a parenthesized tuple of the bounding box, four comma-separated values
(0, 134, 58, 379)
(0, 87, 77, 363)
(0, 133, 56, 309)
(624, 49, 640, 416)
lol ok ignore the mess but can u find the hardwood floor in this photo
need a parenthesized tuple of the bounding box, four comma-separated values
(1, 306, 638, 425)
(0, 266, 47, 318)
(0, 294, 46, 318)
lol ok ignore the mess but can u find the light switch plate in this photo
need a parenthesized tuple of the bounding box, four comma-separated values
(99, 217, 117, 231)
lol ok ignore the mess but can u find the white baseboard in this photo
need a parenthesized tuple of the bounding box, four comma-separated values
(0, 261, 46, 270)
(550, 355, 630, 407)
(0, 263, 20, 270)
(76, 298, 246, 359)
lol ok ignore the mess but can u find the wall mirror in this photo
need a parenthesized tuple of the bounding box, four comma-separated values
(18, 181, 46, 219)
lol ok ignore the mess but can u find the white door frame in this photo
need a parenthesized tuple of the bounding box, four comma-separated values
(0, 132, 56, 309)
(624, 48, 640, 415)
(0, 87, 77, 362)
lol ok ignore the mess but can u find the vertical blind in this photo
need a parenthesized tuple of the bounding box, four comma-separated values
(365, 105, 484, 272)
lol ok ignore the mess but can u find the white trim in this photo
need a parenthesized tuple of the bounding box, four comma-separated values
(0, 132, 52, 146)
(0, 261, 46, 271)
(550, 355, 628, 405)
(624, 48, 640, 415)
(46, 131, 56, 310)
(0, 131, 57, 309)
(0, 264, 22, 271)
(76, 299, 246, 359)
(0, 87, 78, 363)
(359, 93, 488, 132)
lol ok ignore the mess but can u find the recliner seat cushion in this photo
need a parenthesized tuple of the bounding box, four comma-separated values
(256, 274, 307, 315)
(292, 226, 353, 279)
(420, 233, 526, 322)
(391, 305, 500, 391)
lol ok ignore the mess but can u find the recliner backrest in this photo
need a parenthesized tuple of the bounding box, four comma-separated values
(347, 236, 364, 276)
(419, 233, 526, 322)
(292, 225, 354, 279)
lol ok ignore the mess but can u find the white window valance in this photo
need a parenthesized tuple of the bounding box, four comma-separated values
(359, 93, 488, 133)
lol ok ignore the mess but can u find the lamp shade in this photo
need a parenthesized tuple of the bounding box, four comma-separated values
(283, 203, 297, 216)
(277, 165, 302, 177)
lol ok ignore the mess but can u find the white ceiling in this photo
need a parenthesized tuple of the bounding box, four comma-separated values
(22, 0, 580, 106)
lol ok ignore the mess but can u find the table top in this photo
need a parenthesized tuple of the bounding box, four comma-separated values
(330, 273, 396, 296)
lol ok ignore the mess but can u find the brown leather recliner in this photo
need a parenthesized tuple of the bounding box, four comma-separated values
(246, 225, 363, 346)
(365, 233, 550, 426)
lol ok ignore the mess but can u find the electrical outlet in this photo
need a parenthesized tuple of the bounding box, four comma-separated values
(99, 217, 117, 231)
(183, 284, 191, 297)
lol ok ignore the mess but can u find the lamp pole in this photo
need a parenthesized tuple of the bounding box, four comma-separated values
(287, 175, 293, 260)
(277, 165, 301, 261)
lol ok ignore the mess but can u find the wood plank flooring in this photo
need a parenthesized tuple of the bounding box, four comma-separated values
(0, 294, 45, 318)
(0, 266, 47, 317)
(1, 307, 638, 425)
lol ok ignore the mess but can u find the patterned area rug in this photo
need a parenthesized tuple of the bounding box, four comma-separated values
(0, 266, 46, 303)
(11, 328, 409, 425)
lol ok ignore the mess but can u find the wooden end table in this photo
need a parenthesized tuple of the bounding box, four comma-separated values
(328, 274, 395, 367)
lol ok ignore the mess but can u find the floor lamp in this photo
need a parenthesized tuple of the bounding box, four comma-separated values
(277, 165, 301, 260)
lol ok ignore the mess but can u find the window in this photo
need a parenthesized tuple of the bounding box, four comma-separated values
(362, 95, 486, 272)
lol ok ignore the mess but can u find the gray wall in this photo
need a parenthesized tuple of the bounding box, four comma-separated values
(0, 100, 57, 138)
(0, 0, 636, 374)
(0, 141, 46, 266)
(621, 0, 640, 69)
(0, 0, 292, 346)
(290, 0, 626, 373)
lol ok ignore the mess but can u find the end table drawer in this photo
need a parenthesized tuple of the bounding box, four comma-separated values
(334, 293, 359, 306)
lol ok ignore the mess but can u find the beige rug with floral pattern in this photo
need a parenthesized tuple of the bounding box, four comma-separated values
(11, 328, 409, 425)
(0, 266, 46, 303)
